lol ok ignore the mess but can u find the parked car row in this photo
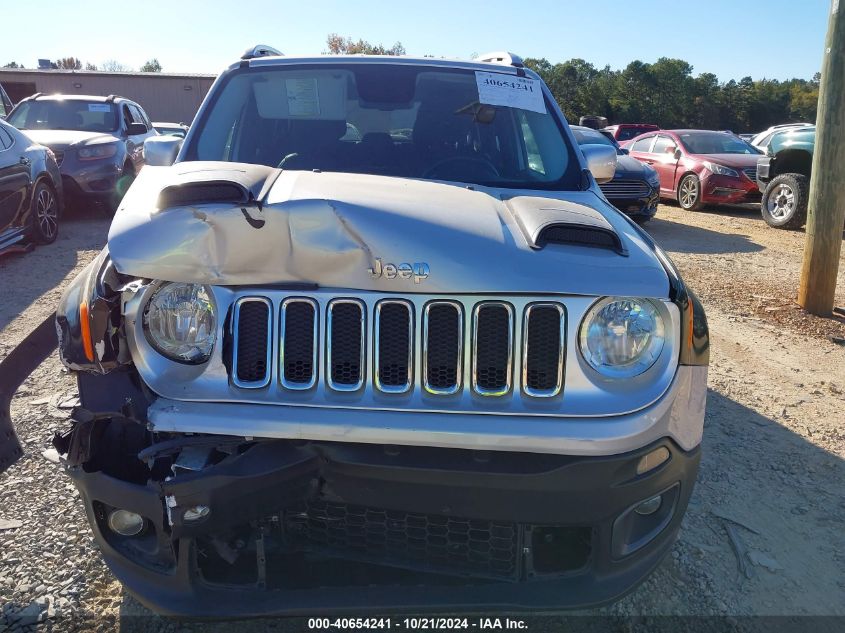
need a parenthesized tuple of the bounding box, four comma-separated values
(0, 90, 191, 256)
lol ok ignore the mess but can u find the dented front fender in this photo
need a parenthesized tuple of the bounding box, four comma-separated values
(56, 248, 131, 374)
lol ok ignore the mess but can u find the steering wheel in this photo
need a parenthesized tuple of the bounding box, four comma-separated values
(422, 156, 501, 180)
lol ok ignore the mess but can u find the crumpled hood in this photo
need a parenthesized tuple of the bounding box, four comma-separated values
(22, 129, 118, 149)
(692, 153, 761, 169)
(108, 162, 670, 297)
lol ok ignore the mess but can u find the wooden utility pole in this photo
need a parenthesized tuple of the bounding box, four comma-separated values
(798, 0, 845, 315)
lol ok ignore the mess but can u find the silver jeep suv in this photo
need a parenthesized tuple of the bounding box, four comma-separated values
(0, 46, 709, 616)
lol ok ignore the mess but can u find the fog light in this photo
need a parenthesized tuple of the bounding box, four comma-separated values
(634, 495, 663, 516)
(183, 505, 210, 522)
(636, 446, 670, 475)
(107, 509, 144, 536)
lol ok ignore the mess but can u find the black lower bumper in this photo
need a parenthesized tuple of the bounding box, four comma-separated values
(64, 422, 700, 616)
(605, 191, 659, 219)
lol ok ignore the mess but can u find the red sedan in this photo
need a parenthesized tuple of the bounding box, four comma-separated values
(627, 129, 762, 210)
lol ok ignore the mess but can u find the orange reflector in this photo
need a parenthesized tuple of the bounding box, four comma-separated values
(79, 301, 95, 362)
(636, 446, 670, 475)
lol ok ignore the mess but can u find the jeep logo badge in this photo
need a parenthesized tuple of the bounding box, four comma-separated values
(368, 258, 430, 284)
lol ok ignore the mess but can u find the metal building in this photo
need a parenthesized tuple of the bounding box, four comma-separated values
(0, 69, 216, 124)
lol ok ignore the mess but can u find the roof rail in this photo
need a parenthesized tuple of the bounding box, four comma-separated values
(26, 92, 43, 101)
(105, 94, 117, 103)
(241, 45, 283, 60)
(474, 51, 524, 68)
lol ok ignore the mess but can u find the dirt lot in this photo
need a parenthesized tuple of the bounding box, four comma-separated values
(0, 202, 843, 631)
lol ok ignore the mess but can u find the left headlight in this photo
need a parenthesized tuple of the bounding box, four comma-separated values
(77, 143, 119, 161)
(702, 161, 739, 177)
(579, 297, 665, 379)
(143, 283, 216, 364)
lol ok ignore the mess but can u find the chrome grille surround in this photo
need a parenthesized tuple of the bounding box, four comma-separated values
(374, 299, 414, 394)
(521, 303, 566, 398)
(231, 297, 273, 389)
(279, 297, 318, 390)
(471, 302, 514, 397)
(124, 288, 682, 419)
(422, 301, 464, 396)
(326, 298, 366, 392)
(599, 179, 651, 198)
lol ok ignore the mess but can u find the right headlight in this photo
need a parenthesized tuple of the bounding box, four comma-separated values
(579, 297, 665, 379)
(143, 282, 216, 364)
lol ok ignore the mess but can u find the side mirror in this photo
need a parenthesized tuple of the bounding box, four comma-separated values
(126, 122, 148, 136)
(581, 144, 617, 184)
(144, 135, 182, 166)
(673, 148, 682, 160)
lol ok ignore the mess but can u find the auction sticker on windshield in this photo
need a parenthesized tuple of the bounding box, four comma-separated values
(475, 71, 546, 114)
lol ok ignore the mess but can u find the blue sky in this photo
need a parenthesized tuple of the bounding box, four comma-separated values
(2, 0, 831, 80)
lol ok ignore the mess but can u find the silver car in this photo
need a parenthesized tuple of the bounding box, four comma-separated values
(0, 46, 709, 615)
(6, 94, 156, 210)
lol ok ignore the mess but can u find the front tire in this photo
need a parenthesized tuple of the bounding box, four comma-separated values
(761, 173, 808, 229)
(678, 174, 704, 211)
(26, 181, 59, 245)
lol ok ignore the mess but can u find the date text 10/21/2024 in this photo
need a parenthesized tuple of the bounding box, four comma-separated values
(308, 617, 529, 630)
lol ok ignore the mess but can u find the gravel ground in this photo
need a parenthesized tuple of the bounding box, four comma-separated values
(0, 201, 843, 632)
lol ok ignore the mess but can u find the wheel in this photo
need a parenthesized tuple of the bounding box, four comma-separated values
(677, 174, 704, 211)
(761, 173, 808, 229)
(26, 181, 59, 245)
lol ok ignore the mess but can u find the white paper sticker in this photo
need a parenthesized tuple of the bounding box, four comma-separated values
(285, 78, 320, 117)
(87, 103, 111, 112)
(475, 71, 546, 114)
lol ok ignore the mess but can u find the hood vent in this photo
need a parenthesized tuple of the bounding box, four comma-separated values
(157, 181, 249, 209)
(535, 224, 627, 256)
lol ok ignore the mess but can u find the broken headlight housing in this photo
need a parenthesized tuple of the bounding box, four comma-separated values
(579, 297, 665, 379)
(143, 282, 217, 364)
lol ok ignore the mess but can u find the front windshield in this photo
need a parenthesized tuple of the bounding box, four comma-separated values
(572, 127, 622, 154)
(185, 64, 580, 190)
(678, 132, 761, 155)
(7, 100, 118, 133)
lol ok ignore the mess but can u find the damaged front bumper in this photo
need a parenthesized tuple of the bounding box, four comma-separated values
(55, 401, 700, 616)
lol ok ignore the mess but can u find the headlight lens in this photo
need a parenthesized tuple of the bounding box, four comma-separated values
(579, 297, 665, 378)
(702, 161, 739, 177)
(77, 143, 119, 160)
(143, 283, 216, 364)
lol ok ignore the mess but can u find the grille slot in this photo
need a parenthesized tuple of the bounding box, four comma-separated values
(374, 301, 413, 393)
(232, 298, 272, 388)
(423, 302, 463, 395)
(472, 303, 514, 396)
(599, 179, 651, 198)
(280, 298, 318, 389)
(285, 499, 520, 580)
(327, 300, 365, 391)
(522, 304, 565, 397)
(742, 167, 757, 182)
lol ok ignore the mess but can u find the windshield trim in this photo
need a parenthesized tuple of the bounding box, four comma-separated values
(180, 63, 583, 192)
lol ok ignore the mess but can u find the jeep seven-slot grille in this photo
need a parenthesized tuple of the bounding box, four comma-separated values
(473, 304, 513, 395)
(229, 296, 566, 398)
(233, 299, 272, 387)
(328, 300, 365, 390)
(523, 304, 565, 396)
(424, 302, 462, 394)
(280, 299, 317, 389)
(375, 301, 413, 392)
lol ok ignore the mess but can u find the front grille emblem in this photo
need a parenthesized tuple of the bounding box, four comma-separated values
(368, 258, 429, 284)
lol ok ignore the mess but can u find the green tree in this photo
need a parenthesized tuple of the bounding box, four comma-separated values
(325, 34, 405, 56)
(140, 58, 162, 72)
(3, 61, 22, 69)
(56, 57, 82, 70)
